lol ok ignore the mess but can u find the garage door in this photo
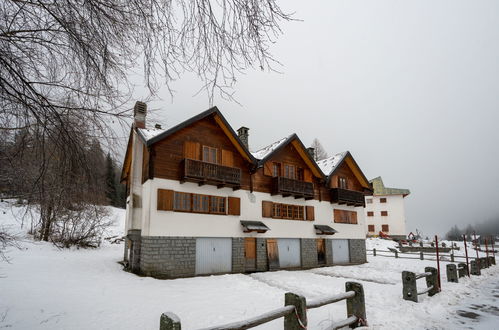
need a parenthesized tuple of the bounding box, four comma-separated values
(278, 238, 301, 268)
(332, 239, 350, 264)
(195, 238, 232, 275)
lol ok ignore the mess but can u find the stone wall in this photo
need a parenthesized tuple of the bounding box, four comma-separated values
(349, 239, 367, 264)
(256, 238, 268, 271)
(300, 238, 318, 268)
(140, 236, 196, 278)
(325, 239, 334, 266)
(127, 229, 142, 274)
(232, 238, 245, 273)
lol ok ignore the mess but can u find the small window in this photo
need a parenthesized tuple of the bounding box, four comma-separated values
(366, 198, 373, 204)
(272, 162, 281, 177)
(174, 192, 191, 211)
(338, 177, 348, 189)
(380, 198, 387, 203)
(367, 211, 374, 217)
(368, 225, 375, 232)
(382, 224, 389, 232)
(284, 164, 296, 179)
(202, 146, 218, 164)
(192, 194, 210, 213)
(381, 211, 388, 216)
(210, 196, 226, 214)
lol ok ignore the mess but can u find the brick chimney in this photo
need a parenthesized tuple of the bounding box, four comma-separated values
(133, 101, 147, 129)
(237, 126, 249, 150)
(307, 147, 315, 160)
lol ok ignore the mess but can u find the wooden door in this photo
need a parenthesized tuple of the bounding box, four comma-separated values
(244, 238, 256, 271)
(317, 239, 326, 265)
(266, 239, 279, 270)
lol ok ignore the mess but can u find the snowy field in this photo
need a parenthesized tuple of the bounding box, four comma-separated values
(1, 201, 498, 329)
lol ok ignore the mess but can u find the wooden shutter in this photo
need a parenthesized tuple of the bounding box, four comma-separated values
(381, 211, 388, 216)
(227, 197, 240, 215)
(368, 225, 375, 232)
(221, 149, 234, 167)
(263, 162, 272, 176)
(367, 211, 374, 217)
(244, 238, 256, 259)
(157, 189, 173, 211)
(183, 141, 200, 160)
(304, 169, 313, 183)
(262, 201, 273, 218)
(305, 206, 315, 221)
(382, 224, 389, 232)
(350, 211, 358, 224)
(266, 239, 279, 269)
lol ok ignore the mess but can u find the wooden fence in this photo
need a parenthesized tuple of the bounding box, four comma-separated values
(159, 282, 367, 330)
(402, 267, 439, 303)
(368, 248, 479, 263)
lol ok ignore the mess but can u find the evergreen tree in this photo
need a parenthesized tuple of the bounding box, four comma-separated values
(105, 153, 117, 206)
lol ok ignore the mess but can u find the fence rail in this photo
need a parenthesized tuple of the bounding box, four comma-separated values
(402, 267, 439, 303)
(368, 248, 480, 262)
(160, 282, 367, 330)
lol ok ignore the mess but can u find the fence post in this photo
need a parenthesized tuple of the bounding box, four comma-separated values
(346, 282, 366, 327)
(450, 253, 455, 263)
(420, 251, 424, 260)
(463, 235, 470, 277)
(470, 260, 481, 276)
(284, 292, 307, 330)
(425, 267, 439, 296)
(395, 250, 398, 258)
(373, 248, 376, 256)
(457, 263, 467, 278)
(490, 256, 496, 266)
(402, 271, 418, 302)
(434, 236, 441, 292)
(160, 313, 181, 330)
(446, 264, 458, 283)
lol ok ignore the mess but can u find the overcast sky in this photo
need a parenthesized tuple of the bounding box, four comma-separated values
(123, 0, 499, 236)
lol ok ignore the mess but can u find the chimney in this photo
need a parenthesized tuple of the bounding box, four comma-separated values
(307, 147, 315, 160)
(237, 126, 249, 150)
(133, 101, 147, 129)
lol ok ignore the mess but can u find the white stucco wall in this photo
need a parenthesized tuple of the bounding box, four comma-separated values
(138, 177, 366, 239)
(124, 131, 144, 232)
(364, 194, 407, 237)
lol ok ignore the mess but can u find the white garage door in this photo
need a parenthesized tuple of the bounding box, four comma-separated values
(332, 239, 350, 264)
(195, 238, 232, 275)
(278, 238, 301, 268)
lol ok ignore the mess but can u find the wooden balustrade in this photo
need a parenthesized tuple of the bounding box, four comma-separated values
(271, 176, 314, 200)
(183, 158, 241, 188)
(330, 188, 365, 207)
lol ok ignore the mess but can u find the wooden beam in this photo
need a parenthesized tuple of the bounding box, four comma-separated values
(290, 140, 323, 178)
(213, 114, 252, 163)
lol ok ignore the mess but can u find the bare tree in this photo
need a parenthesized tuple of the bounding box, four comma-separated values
(310, 138, 328, 161)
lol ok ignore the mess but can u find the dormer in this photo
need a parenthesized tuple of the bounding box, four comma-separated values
(252, 134, 324, 200)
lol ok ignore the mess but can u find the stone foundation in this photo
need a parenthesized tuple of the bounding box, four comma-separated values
(349, 239, 367, 264)
(300, 238, 318, 268)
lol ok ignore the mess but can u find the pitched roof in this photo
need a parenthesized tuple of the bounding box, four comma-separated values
(251, 136, 290, 160)
(370, 177, 410, 197)
(135, 106, 255, 163)
(316, 152, 348, 176)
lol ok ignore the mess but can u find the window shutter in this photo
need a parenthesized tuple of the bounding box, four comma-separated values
(263, 162, 272, 176)
(350, 211, 358, 224)
(368, 225, 375, 232)
(305, 206, 315, 221)
(262, 201, 273, 218)
(227, 197, 240, 215)
(183, 141, 200, 160)
(304, 169, 313, 183)
(221, 149, 234, 167)
(382, 224, 389, 232)
(157, 189, 173, 211)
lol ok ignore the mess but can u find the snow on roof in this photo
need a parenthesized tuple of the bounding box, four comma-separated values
(316, 151, 347, 175)
(137, 126, 167, 141)
(251, 136, 290, 160)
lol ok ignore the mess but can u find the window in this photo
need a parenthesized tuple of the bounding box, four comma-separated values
(367, 211, 374, 217)
(380, 198, 387, 203)
(272, 162, 281, 177)
(381, 211, 388, 216)
(210, 196, 226, 214)
(382, 224, 389, 232)
(368, 225, 375, 232)
(270, 202, 304, 220)
(366, 198, 373, 204)
(174, 192, 191, 211)
(202, 146, 218, 163)
(338, 177, 348, 189)
(284, 164, 296, 179)
(192, 194, 210, 213)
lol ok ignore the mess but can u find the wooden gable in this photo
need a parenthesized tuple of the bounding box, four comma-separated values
(329, 154, 370, 191)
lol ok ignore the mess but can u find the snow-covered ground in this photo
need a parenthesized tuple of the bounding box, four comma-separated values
(1, 201, 498, 329)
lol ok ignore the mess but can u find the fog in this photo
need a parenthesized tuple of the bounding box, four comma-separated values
(123, 0, 499, 236)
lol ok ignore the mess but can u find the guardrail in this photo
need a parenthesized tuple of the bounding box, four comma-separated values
(402, 267, 439, 303)
(159, 282, 367, 330)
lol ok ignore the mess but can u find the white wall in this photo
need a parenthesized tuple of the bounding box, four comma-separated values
(124, 131, 144, 232)
(138, 177, 367, 239)
(364, 194, 407, 237)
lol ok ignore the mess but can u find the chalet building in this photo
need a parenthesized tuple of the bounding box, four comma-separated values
(364, 177, 410, 240)
(121, 102, 372, 279)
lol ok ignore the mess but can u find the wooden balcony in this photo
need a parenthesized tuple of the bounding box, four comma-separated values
(272, 176, 314, 200)
(330, 188, 365, 207)
(182, 158, 241, 189)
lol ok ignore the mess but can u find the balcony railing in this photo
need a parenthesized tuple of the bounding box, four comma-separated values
(182, 158, 241, 188)
(272, 176, 314, 199)
(330, 188, 365, 207)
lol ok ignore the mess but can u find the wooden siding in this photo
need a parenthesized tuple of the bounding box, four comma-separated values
(150, 115, 252, 189)
(329, 161, 364, 192)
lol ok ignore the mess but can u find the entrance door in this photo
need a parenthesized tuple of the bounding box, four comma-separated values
(277, 238, 301, 268)
(266, 239, 279, 269)
(244, 238, 256, 271)
(317, 239, 326, 265)
(332, 239, 350, 264)
(195, 238, 232, 275)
